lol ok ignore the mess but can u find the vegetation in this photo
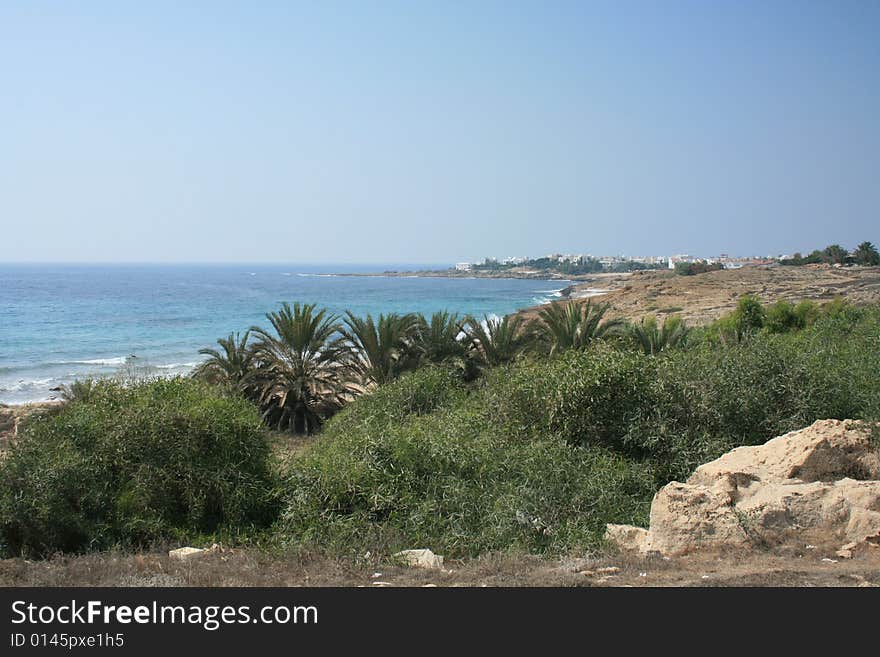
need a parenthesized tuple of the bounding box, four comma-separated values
(780, 240, 879, 266)
(853, 241, 880, 266)
(0, 379, 276, 557)
(341, 312, 420, 386)
(3, 293, 879, 560)
(413, 311, 468, 365)
(628, 315, 689, 354)
(250, 302, 355, 434)
(674, 260, 724, 276)
(193, 330, 256, 394)
(532, 300, 622, 354)
(278, 303, 880, 556)
(460, 314, 529, 369)
(60, 377, 98, 403)
(471, 255, 664, 276)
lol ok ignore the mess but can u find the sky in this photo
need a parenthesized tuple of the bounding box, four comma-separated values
(1, 1, 878, 263)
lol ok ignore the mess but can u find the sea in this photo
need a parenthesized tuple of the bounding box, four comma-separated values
(0, 263, 568, 404)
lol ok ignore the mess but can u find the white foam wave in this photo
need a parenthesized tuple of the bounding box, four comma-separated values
(155, 362, 199, 370)
(67, 357, 127, 366)
(0, 377, 56, 393)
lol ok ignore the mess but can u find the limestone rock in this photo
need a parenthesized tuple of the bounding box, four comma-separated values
(688, 419, 879, 490)
(605, 420, 880, 556)
(169, 547, 207, 561)
(394, 549, 444, 569)
(604, 524, 648, 552)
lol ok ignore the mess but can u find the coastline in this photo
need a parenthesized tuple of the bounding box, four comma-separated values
(0, 268, 566, 406)
(328, 268, 571, 281)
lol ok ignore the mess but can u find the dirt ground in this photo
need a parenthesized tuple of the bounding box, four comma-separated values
(526, 264, 880, 325)
(2, 543, 878, 587)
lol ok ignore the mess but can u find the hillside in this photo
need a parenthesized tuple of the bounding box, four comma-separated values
(536, 264, 880, 325)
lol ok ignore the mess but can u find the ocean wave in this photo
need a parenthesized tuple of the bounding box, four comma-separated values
(154, 362, 199, 370)
(66, 357, 128, 366)
(0, 377, 56, 393)
(0, 357, 128, 373)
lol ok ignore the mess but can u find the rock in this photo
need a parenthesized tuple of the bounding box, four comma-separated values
(642, 481, 749, 555)
(605, 420, 880, 556)
(168, 547, 207, 561)
(394, 549, 444, 569)
(687, 419, 880, 488)
(836, 542, 859, 559)
(595, 566, 620, 575)
(604, 524, 648, 552)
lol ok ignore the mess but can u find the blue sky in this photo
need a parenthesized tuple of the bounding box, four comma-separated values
(1, 1, 878, 263)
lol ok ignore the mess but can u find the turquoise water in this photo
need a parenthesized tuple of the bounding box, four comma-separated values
(0, 263, 567, 403)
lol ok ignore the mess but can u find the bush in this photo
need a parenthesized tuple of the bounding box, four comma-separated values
(279, 367, 656, 557)
(0, 378, 277, 557)
(674, 261, 724, 276)
(491, 346, 658, 453)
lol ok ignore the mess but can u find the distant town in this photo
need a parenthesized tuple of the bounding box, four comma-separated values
(454, 252, 784, 275)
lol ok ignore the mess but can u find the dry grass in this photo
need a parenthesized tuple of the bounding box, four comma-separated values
(3, 544, 878, 587)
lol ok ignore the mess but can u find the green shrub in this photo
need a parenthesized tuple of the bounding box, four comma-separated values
(764, 301, 799, 333)
(491, 346, 658, 453)
(792, 300, 820, 328)
(329, 365, 467, 432)
(0, 378, 277, 557)
(279, 368, 655, 557)
(733, 295, 766, 334)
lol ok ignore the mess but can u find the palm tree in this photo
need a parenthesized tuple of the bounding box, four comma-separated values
(628, 315, 689, 355)
(853, 241, 880, 266)
(461, 314, 528, 368)
(193, 330, 256, 394)
(341, 312, 420, 386)
(531, 300, 622, 355)
(413, 311, 467, 365)
(250, 302, 355, 434)
(822, 244, 849, 265)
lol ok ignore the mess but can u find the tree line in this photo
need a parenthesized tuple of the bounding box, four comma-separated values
(781, 241, 879, 266)
(191, 301, 689, 434)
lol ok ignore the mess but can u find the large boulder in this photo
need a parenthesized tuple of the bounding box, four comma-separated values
(606, 420, 880, 555)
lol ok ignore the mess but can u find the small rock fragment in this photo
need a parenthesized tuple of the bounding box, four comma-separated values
(168, 547, 206, 561)
(394, 549, 444, 569)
